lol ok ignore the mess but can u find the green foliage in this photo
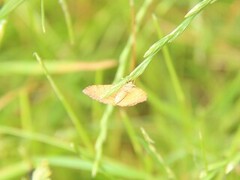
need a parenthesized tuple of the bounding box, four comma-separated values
(0, 0, 25, 20)
(0, 0, 240, 179)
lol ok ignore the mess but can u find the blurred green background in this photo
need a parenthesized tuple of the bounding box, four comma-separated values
(0, 0, 240, 179)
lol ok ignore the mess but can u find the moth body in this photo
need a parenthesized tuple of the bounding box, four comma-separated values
(82, 82, 147, 107)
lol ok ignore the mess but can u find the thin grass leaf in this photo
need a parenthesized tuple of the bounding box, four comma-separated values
(103, 55, 152, 98)
(206, 72, 240, 116)
(129, 0, 136, 72)
(104, 0, 218, 99)
(139, 83, 182, 121)
(59, 0, 74, 45)
(92, 105, 113, 177)
(152, 14, 185, 104)
(145, 0, 217, 58)
(198, 129, 208, 173)
(0, 162, 30, 179)
(120, 110, 143, 157)
(185, 0, 213, 18)
(141, 127, 176, 179)
(41, 0, 46, 33)
(113, 0, 152, 83)
(0, 124, 154, 179)
(92, 70, 104, 119)
(33, 52, 93, 151)
(0, 19, 7, 43)
(200, 153, 240, 179)
(92, 0, 153, 176)
(19, 88, 33, 132)
(0, 125, 74, 152)
(0, 155, 153, 180)
(0, 0, 25, 20)
(36, 156, 152, 179)
(227, 124, 240, 156)
(0, 60, 116, 75)
(225, 153, 240, 174)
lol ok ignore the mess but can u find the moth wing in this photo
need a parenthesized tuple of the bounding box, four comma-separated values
(83, 85, 116, 105)
(117, 87, 147, 107)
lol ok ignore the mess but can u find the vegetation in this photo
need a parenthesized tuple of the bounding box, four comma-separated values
(0, 0, 240, 179)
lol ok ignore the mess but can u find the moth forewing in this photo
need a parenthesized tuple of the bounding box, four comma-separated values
(82, 82, 147, 107)
(114, 91, 128, 105)
(83, 85, 116, 105)
(114, 82, 136, 105)
(116, 86, 147, 106)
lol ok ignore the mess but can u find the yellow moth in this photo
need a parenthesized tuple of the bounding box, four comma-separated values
(82, 82, 147, 107)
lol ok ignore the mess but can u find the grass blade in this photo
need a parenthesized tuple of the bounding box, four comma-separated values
(92, 0, 153, 176)
(0, 162, 30, 179)
(0, 0, 25, 19)
(37, 156, 152, 179)
(0, 125, 73, 152)
(141, 127, 176, 179)
(92, 105, 113, 177)
(33, 52, 93, 151)
(152, 14, 185, 105)
(59, 0, 74, 45)
(41, 0, 46, 33)
(0, 60, 117, 75)
(105, 0, 218, 98)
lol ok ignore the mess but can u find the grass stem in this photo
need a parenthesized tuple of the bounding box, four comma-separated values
(92, 0, 153, 176)
(33, 52, 93, 151)
(152, 15, 185, 105)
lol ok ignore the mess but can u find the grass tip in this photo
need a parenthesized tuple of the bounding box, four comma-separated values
(91, 166, 97, 177)
(33, 52, 42, 64)
(140, 127, 155, 144)
(143, 51, 150, 58)
(225, 162, 234, 174)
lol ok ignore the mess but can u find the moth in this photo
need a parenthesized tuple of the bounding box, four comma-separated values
(82, 82, 147, 107)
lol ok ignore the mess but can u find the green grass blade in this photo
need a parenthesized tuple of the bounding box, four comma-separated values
(105, 0, 218, 97)
(33, 52, 93, 151)
(141, 127, 176, 179)
(19, 88, 33, 132)
(41, 0, 46, 33)
(92, 105, 113, 177)
(0, 19, 7, 44)
(139, 82, 182, 121)
(92, 0, 153, 176)
(59, 0, 74, 45)
(0, 60, 116, 75)
(152, 14, 185, 105)
(207, 72, 240, 116)
(0, 125, 73, 152)
(120, 110, 143, 157)
(145, 0, 218, 58)
(198, 129, 208, 174)
(113, 0, 152, 83)
(0, 0, 25, 19)
(0, 162, 30, 179)
(103, 55, 153, 98)
(36, 156, 152, 179)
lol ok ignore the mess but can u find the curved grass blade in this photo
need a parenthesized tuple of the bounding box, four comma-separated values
(59, 0, 74, 45)
(92, 0, 153, 176)
(105, 0, 218, 99)
(0, 0, 25, 20)
(34, 52, 93, 151)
